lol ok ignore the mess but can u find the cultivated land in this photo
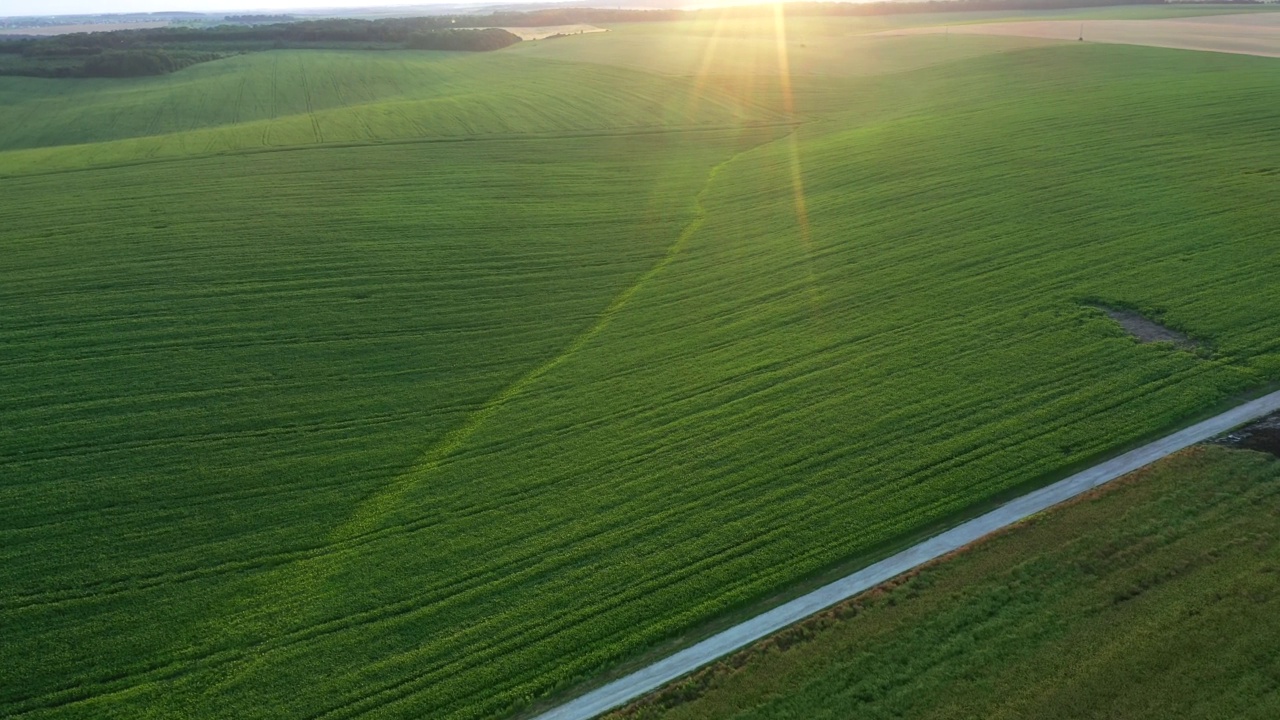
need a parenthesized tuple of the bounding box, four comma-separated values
(0, 22, 173, 36)
(535, 389, 1280, 720)
(608, 445, 1280, 720)
(4, 8, 1280, 720)
(506, 17, 1060, 76)
(498, 25, 608, 40)
(0, 50, 772, 174)
(883, 11, 1280, 58)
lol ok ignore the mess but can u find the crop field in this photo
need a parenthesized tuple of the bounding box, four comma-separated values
(885, 11, 1280, 59)
(0, 50, 775, 174)
(507, 7, 1280, 76)
(4, 9, 1280, 720)
(506, 19, 1058, 77)
(613, 445, 1280, 720)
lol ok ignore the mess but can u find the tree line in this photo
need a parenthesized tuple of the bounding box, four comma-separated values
(0, 24, 521, 78)
(0, 48, 223, 78)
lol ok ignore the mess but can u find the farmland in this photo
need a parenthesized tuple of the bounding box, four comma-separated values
(4, 8, 1280, 720)
(0, 50, 773, 174)
(883, 11, 1280, 59)
(609, 445, 1280, 720)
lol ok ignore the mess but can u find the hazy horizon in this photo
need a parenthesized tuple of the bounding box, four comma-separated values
(0, 0, 527, 18)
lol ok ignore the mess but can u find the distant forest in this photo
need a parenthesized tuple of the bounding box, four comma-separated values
(0, 0, 1267, 79)
(222, 15, 296, 24)
(0, 25, 522, 78)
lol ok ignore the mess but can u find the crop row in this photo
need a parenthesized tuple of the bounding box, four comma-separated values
(4, 40, 1280, 720)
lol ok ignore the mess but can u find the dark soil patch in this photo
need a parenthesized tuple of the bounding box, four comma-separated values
(1211, 412, 1280, 458)
(1091, 305, 1198, 350)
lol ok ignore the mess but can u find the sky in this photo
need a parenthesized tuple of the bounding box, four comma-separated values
(0, 0, 488, 18)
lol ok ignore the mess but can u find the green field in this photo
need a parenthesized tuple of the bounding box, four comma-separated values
(0, 49, 774, 174)
(4, 8, 1280, 720)
(507, 19, 1057, 77)
(613, 445, 1280, 720)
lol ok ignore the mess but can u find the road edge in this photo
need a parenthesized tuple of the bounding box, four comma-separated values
(532, 388, 1280, 720)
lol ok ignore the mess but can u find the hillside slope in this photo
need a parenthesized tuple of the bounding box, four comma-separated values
(4, 26, 1280, 720)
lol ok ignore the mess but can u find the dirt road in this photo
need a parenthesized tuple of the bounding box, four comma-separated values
(532, 388, 1280, 720)
(876, 13, 1280, 59)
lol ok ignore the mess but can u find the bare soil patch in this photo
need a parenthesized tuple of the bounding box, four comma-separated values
(497, 24, 607, 41)
(1092, 305, 1198, 350)
(876, 14, 1280, 59)
(1212, 411, 1280, 457)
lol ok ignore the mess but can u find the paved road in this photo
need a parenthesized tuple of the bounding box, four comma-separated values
(532, 389, 1280, 720)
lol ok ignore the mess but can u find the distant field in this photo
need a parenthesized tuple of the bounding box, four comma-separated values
(499, 24, 608, 40)
(883, 11, 1280, 59)
(510, 8, 1280, 76)
(508, 17, 1059, 76)
(611, 445, 1280, 720)
(935, 3, 1280, 22)
(0, 21, 171, 36)
(4, 11, 1280, 720)
(0, 50, 772, 174)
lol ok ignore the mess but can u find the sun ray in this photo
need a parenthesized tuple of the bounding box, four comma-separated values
(683, 10, 732, 121)
(772, 4, 823, 319)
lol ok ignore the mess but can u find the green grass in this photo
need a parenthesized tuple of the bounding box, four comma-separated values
(611, 445, 1280, 720)
(4, 19, 1280, 720)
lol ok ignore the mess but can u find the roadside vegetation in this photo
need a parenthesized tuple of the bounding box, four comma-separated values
(608, 445, 1280, 720)
(3, 6, 1280, 720)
